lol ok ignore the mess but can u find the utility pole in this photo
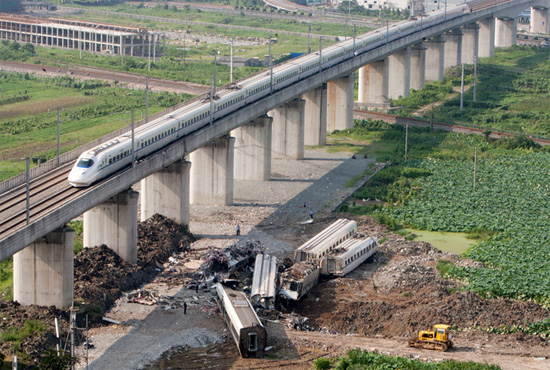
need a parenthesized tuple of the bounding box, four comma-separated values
(131, 110, 135, 165)
(460, 63, 464, 111)
(148, 37, 151, 72)
(145, 76, 149, 121)
(307, 23, 311, 53)
(210, 77, 214, 125)
(473, 146, 477, 190)
(473, 56, 478, 102)
(405, 124, 409, 161)
(230, 37, 234, 83)
(56, 107, 61, 166)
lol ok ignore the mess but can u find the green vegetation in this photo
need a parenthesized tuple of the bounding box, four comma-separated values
(0, 259, 13, 301)
(338, 118, 550, 307)
(393, 46, 550, 138)
(70, 220, 84, 254)
(0, 320, 46, 355)
(0, 70, 191, 181)
(316, 348, 501, 369)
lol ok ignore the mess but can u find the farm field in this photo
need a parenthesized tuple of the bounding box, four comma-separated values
(0, 71, 191, 180)
(341, 119, 550, 312)
(393, 46, 550, 138)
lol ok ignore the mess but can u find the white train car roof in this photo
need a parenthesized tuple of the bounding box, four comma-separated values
(251, 254, 278, 300)
(215, 284, 263, 331)
(296, 218, 357, 256)
(328, 236, 378, 260)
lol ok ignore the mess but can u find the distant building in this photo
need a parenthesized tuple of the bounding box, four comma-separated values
(0, 13, 164, 57)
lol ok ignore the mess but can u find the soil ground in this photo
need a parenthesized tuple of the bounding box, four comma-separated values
(1, 148, 549, 369)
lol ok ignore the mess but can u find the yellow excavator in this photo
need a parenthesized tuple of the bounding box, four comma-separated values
(408, 324, 453, 352)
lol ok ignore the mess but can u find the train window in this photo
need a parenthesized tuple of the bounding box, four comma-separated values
(248, 333, 258, 352)
(76, 158, 94, 168)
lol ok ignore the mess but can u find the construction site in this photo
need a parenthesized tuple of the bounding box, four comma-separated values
(0, 13, 164, 57)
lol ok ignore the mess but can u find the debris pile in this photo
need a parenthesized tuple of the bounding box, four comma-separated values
(200, 241, 263, 276)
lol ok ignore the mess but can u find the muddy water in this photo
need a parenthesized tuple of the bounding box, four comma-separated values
(144, 342, 239, 370)
(403, 228, 477, 255)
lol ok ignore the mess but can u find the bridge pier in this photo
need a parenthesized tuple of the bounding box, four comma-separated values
(425, 36, 445, 82)
(140, 160, 191, 224)
(478, 17, 495, 58)
(83, 189, 139, 263)
(13, 227, 75, 308)
(531, 7, 550, 34)
(268, 98, 305, 159)
(327, 73, 354, 132)
(233, 115, 272, 180)
(388, 47, 411, 100)
(190, 135, 234, 206)
(410, 43, 426, 91)
(303, 85, 327, 146)
(495, 17, 517, 48)
(444, 29, 462, 69)
(461, 23, 479, 65)
(357, 59, 389, 109)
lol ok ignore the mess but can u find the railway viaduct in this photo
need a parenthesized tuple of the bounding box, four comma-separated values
(0, 0, 548, 308)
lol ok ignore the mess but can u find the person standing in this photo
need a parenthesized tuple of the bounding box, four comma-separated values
(236, 224, 240, 236)
(310, 209, 314, 219)
(184, 301, 187, 314)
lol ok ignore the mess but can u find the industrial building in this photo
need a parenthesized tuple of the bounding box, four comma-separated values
(0, 13, 164, 57)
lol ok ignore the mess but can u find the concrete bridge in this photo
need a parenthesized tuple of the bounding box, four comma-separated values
(1, 0, 548, 308)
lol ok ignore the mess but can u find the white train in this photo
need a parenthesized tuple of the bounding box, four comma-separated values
(250, 254, 278, 310)
(214, 283, 267, 358)
(320, 235, 378, 276)
(294, 218, 357, 263)
(69, 1, 490, 187)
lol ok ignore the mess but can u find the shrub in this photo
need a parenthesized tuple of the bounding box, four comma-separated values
(314, 357, 331, 370)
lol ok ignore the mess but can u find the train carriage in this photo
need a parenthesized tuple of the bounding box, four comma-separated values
(215, 284, 267, 358)
(294, 218, 357, 263)
(250, 254, 278, 310)
(279, 261, 320, 301)
(320, 236, 378, 276)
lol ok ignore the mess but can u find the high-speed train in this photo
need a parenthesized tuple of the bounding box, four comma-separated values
(69, 0, 498, 187)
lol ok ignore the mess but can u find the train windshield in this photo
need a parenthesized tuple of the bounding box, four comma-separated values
(76, 158, 94, 168)
(247, 332, 258, 351)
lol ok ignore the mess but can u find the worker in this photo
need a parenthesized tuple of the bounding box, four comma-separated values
(310, 209, 314, 219)
(236, 224, 240, 236)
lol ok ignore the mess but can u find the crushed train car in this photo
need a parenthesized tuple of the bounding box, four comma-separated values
(279, 261, 320, 301)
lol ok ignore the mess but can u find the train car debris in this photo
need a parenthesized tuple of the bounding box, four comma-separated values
(294, 219, 357, 263)
(279, 261, 320, 301)
(250, 254, 278, 310)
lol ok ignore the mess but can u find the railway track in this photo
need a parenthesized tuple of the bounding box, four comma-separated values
(0, 163, 84, 241)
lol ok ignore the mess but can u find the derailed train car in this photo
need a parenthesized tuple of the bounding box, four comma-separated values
(320, 236, 378, 276)
(250, 254, 278, 309)
(215, 283, 267, 358)
(279, 261, 320, 301)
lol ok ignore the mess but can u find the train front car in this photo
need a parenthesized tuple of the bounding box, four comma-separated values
(68, 153, 100, 187)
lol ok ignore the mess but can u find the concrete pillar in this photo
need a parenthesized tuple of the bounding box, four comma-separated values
(140, 160, 191, 225)
(233, 115, 272, 181)
(302, 85, 327, 146)
(461, 23, 479, 65)
(190, 135, 234, 206)
(388, 47, 411, 100)
(357, 59, 389, 108)
(268, 98, 305, 160)
(425, 36, 445, 82)
(13, 227, 75, 308)
(478, 18, 495, 58)
(327, 73, 354, 132)
(83, 189, 139, 263)
(531, 7, 550, 34)
(410, 43, 426, 91)
(495, 17, 517, 48)
(444, 29, 462, 69)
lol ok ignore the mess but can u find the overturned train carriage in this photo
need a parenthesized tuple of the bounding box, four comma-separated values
(279, 261, 320, 301)
(321, 236, 378, 276)
(215, 284, 267, 358)
(251, 254, 278, 309)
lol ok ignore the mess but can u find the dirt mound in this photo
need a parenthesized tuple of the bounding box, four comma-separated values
(0, 214, 194, 367)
